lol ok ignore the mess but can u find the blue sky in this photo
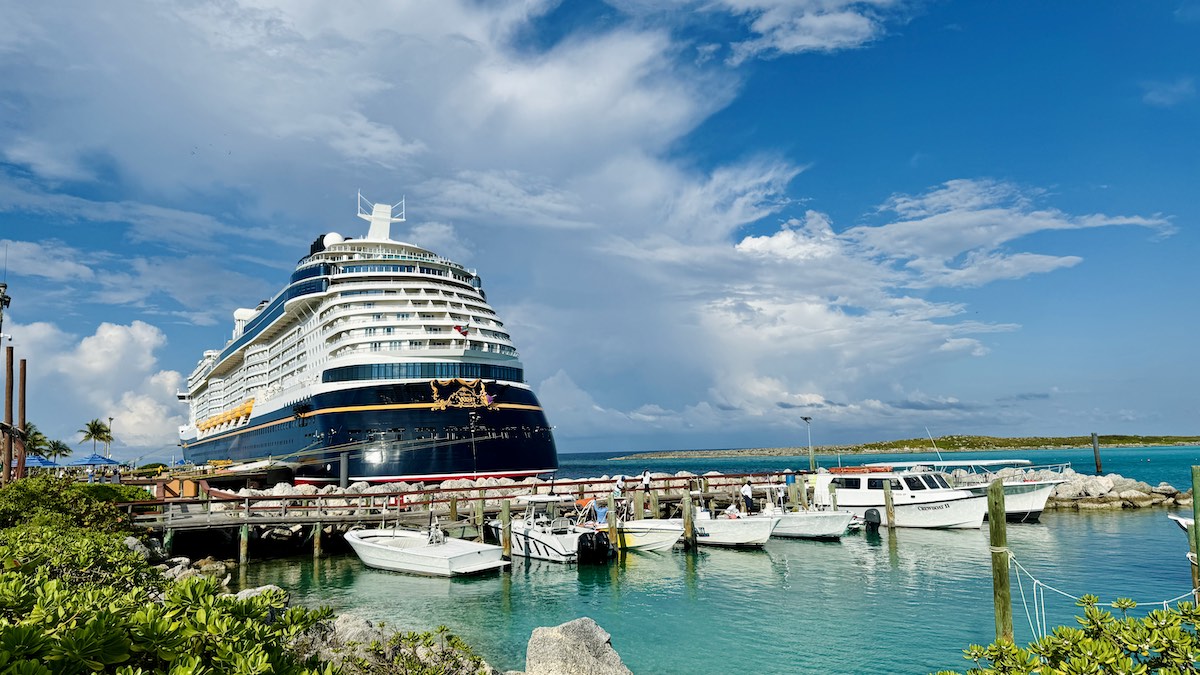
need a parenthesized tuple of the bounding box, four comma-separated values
(0, 1, 1196, 462)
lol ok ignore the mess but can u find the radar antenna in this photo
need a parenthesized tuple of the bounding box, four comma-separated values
(357, 191, 405, 241)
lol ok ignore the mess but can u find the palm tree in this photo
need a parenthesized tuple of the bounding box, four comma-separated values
(78, 418, 112, 456)
(46, 440, 72, 463)
(21, 423, 48, 458)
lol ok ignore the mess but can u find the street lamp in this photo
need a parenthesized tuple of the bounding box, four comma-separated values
(467, 411, 480, 479)
(107, 417, 114, 458)
(801, 416, 814, 472)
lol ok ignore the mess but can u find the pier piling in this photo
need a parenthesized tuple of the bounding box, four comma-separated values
(475, 490, 485, 535)
(448, 496, 458, 522)
(238, 524, 250, 566)
(882, 480, 895, 529)
(988, 479, 1013, 642)
(313, 522, 323, 559)
(828, 483, 837, 510)
(500, 499, 511, 559)
(649, 490, 660, 518)
(634, 491, 644, 520)
(682, 493, 696, 549)
(163, 529, 175, 554)
(339, 452, 349, 488)
(1092, 433, 1103, 474)
(607, 493, 618, 544)
(1191, 467, 1200, 600)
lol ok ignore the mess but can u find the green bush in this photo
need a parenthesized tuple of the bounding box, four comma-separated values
(0, 525, 163, 594)
(935, 595, 1200, 674)
(72, 483, 154, 504)
(0, 475, 134, 533)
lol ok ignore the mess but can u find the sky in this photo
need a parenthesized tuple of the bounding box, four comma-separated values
(0, 1, 1197, 463)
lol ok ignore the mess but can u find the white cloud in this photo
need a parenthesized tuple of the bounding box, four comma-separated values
(6, 320, 184, 459)
(1141, 77, 1196, 107)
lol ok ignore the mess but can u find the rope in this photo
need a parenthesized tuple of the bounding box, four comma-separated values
(1002, 551, 1199, 639)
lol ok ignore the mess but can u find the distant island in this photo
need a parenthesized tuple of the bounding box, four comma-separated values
(608, 434, 1200, 461)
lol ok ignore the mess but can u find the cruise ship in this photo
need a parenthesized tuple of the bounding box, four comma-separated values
(178, 196, 558, 483)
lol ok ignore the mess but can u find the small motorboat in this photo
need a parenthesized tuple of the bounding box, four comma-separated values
(669, 503, 779, 548)
(812, 466, 987, 529)
(344, 523, 509, 577)
(576, 499, 683, 552)
(485, 495, 611, 564)
(750, 484, 854, 539)
(1168, 512, 1193, 534)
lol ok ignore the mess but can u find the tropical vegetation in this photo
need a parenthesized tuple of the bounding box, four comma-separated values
(77, 418, 113, 456)
(0, 474, 490, 674)
(935, 595, 1200, 674)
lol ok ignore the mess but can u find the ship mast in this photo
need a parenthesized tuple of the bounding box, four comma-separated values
(357, 191, 405, 241)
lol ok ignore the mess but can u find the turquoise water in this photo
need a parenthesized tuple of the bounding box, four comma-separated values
(238, 446, 1200, 674)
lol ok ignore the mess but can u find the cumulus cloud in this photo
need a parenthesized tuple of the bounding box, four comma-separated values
(6, 320, 184, 457)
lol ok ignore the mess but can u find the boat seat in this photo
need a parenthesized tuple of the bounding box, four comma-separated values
(549, 517, 571, 534)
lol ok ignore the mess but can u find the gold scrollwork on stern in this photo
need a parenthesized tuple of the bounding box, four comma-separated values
(429, 378, 500, 411)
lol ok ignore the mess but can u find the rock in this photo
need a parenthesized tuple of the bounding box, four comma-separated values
(1153, 483, 1180, 497)
(235, 584, 288, 602)
(295, 483, 320, 495)
(1178, 495, 1194, 508)
(1053, 482, 1087, 500)
(1082, 476, 1115, 497)
(196, 559, 230, 577)
(347, 481, 371, 494)
(524, 617, 631, 675)
(1118, 490, 1156, 508)
(124, 536, 153, 560)
(167, 555, 192, 568)
(1075, 495, 1124, 510)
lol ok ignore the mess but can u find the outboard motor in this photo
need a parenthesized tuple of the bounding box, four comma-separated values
(863, 508, 882, 533)
(575, 530, 613, 564)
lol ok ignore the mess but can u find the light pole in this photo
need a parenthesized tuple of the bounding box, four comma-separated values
(468, 411, 480, 479)
(801, 416, 814, 472)
(107, 416, 114, 458)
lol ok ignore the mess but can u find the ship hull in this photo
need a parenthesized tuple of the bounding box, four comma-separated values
(181, 380, 557, 483)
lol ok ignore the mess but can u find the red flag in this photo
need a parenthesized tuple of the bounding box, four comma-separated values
(454, 324, 469, 337)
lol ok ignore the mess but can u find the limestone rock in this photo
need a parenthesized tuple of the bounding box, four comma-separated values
(295, 483, 320, 495)
(1178, 494, 1194, 508)
(1075, 495, 1124, 510)
(524, 617, 631, 675)
(235, 584, 287, 602)
(124, 536, 153, 561)
(1082, 476, 1115, 497)
(1153, 483, 1181, 497)
(1053, 482, 1086, 500)
(1118, 491, 1156, 508)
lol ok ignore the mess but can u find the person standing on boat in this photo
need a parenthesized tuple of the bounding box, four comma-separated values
(613, 474, 626, 496)
(740, 478, 754, 514)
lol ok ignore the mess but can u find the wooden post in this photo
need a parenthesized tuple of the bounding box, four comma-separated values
(2, 346, 12, 485)
(701, 477, 710, 494)
(633, 490, 644, 520)
(313, 522, 323, 559)
(1191, 467, 1200, 600)
(798, 477, 810, 510)
(607, 492, 618, 541)
(682, 492, 696, 549)
(14, 359, 25, 480)
(500, 499, 512, 559)
(339, 452, 349, 488)
(163, 529, 175, 554)
(1092, 433, 1103, 474)
(788, 482, 800, 512)
(576, 483, 584, 500)
(882, 479, 895, 529)
(829, 482, 837, 510)
(649, 490, 660, 518)
(238, 523, 250, 566)
(448, 496, 458, 522)
(988, 479, 1013, 642)
(1189, 523, 1199, 603)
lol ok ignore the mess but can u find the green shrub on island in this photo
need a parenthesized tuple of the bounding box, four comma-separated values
(934, 595, 1200, 674)
(0, 475, 144, 533)
(330, 625, 490, 675)
(0, 525, 163, 594)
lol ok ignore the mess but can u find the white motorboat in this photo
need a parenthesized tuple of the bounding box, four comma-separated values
(576, 500, 683, 552)
(344, 525, 509, 577)
(484, 495, 611, 564)
(865, 459, 1068, 523)
(749, 484, 854, 539)
(669, 506, 779, 547)
(1168, 512, 1193, 534)
(812, 467, 987, 529)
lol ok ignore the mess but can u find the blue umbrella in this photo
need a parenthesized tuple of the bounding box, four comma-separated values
(67, 453, 120, 466)
(11, 455, 58, 468)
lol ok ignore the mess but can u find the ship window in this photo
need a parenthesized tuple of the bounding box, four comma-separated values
(932, 474, 952, 489)
(867, 478, 901, 490)
(832, 477, 860, 489)
(903, 476, 927, 490)
(921, 476, 940, 489)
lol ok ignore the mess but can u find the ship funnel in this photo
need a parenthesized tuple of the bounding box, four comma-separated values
(357, 191, 406, 241)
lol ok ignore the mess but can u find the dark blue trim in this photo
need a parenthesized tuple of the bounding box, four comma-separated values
(323, 362, 523, 383)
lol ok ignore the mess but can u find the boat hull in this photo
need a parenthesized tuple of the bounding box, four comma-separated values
(670, 516, 779, 547)
(608, 520, 684, 552)
(839, 496, 986, 529)
(960, 481, 1063, 523)
(762, 510, 855, 539)
(181, 381, 558, 483)
(344, 528, 509, 577)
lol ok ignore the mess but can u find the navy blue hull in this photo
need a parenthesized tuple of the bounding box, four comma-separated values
(182, 381, 558, 482)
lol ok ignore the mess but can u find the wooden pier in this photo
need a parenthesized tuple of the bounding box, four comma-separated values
(120, 471, 814, 563)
